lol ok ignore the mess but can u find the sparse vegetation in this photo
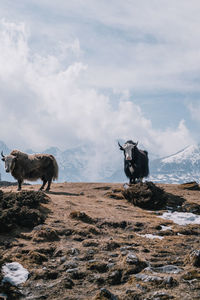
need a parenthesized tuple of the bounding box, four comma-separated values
(0, 182, 199, 299)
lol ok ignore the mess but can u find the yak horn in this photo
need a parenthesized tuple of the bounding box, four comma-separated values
(118, 141, 124, 150)
(1, 151, 5, 158)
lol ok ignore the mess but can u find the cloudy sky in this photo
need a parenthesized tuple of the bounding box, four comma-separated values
(0, 0, 200, 158)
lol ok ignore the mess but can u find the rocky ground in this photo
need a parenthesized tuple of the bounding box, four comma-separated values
(0, 181, 199, 300)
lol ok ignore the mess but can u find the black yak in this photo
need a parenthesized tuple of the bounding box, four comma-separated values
(118, 140, 149, 184)
(1, 150, 58, 191)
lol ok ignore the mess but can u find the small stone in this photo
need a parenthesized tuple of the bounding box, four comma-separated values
(149, 265, 183, 274)
(126, 252, 139, 265)
(68, 248, 80, 256)
(60, 256, 67, 263)
(66, 268, 79, 273)
(150, 291, 175, 299)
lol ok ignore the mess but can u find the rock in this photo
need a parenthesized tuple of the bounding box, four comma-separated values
(123, 252, 148, 274)
(134, 273, 177, 288)
(60, 256, 67, 263)
(122, 254, 148, 282)
(147, 265, 183, 274)
(126, 252, 139, 265)
(148, 291, 175, 299)
(134, 273, 164, 284)
(67, 248, 80, 256)
(163, 276, 178, 287)
(94, 288, 118, 300)
(66, 267, 79, 274)
(64, 261, 78, 270)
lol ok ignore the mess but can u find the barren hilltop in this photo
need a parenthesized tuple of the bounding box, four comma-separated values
(0, 182, 199, 300)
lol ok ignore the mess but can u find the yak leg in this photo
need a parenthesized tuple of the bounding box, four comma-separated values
(40, 179, 47, 190)
(130, 177, 135, 184)
(17, 179, 22, 191)
(46, 179, 52, 191)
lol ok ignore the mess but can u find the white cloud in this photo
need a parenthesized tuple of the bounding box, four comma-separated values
(0, 19, 195, 161)
(152, 120, 194, 156)
(188, 102, 200, 123)
(2, 1, 200, 93)
(16, 0, 200, 93)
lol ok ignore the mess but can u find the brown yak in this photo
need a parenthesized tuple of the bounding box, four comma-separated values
(1, 150, 58, 191)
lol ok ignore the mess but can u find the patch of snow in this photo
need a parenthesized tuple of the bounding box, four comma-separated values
(160, 225, 172, 231)
(139, 234, 164, 240)
(160, 212, 200, 225)
(2, 262, 29, 286)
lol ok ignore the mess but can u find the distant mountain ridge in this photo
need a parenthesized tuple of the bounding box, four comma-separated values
(0, 141, 200, 184)
(149, 144, 200, 183)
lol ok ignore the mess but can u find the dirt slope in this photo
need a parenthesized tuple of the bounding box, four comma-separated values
(0, 182, 199, 300)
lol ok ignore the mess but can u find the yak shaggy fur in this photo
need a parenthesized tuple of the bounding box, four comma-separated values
(8, 150, 58, 191)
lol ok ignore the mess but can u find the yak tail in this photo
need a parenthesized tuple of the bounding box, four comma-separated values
(52, 156, 59, 181)
(144, 150, 149, 177)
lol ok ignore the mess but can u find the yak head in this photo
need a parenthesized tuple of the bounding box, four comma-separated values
(1, 151, 16, 173)
(118, 140, 138, 161)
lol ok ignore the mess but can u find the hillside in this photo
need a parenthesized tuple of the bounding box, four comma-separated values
(0, 182, 199, 299)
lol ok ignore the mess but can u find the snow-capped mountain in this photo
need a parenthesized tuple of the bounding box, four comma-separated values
(0, 141, 200, 184)
(149, 144, 200, 184)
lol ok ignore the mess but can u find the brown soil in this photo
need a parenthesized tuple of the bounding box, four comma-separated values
(0, 182, 199, 300)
